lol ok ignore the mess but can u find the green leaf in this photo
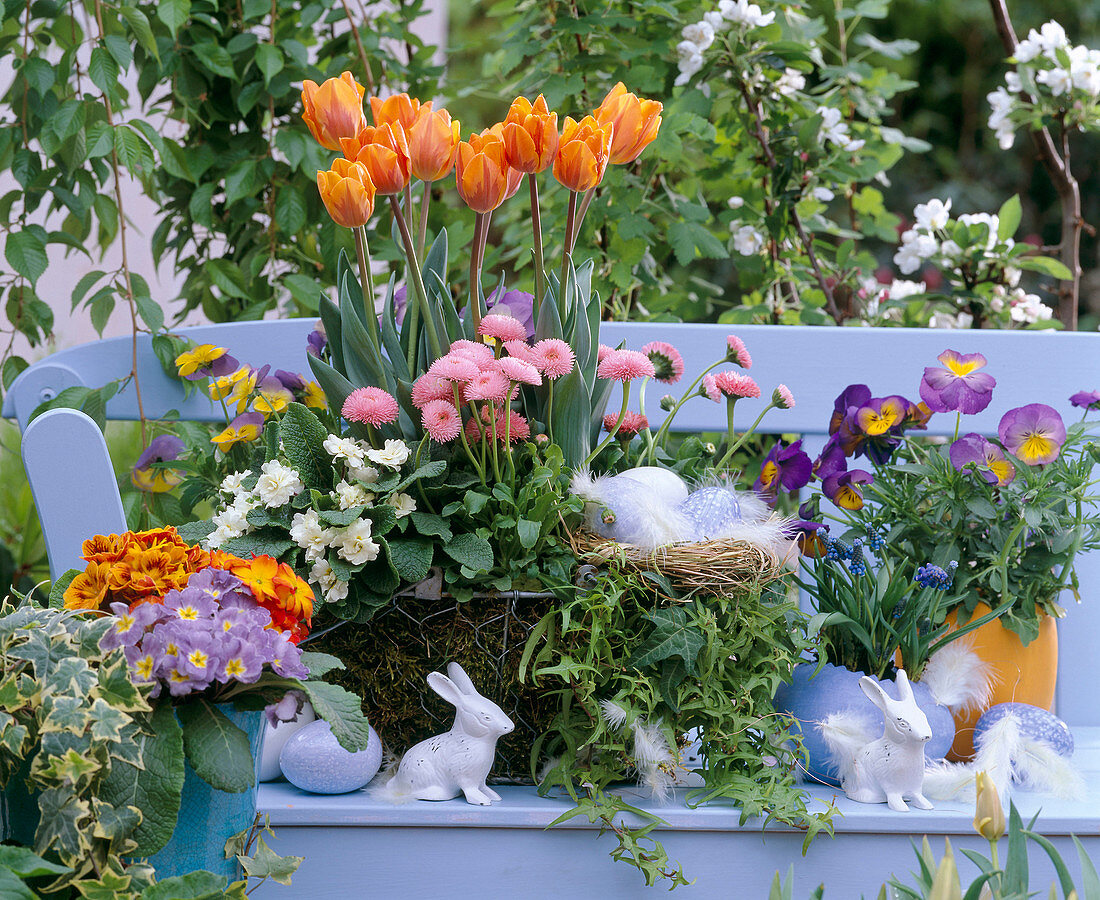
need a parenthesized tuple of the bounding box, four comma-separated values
(140, 871, 234, 900)
(224, 159, 258, 207)
(279, 402, 332, 492)
(1015, 255, 1073, 280)
(88, 46, 119, 95)
(387, 536, 434, 582)
(192, 42, 236, 79)
(298, 680, 372, 753)
(120, 6, 159, 61)
(441, 533, 493, 574)
(997, 195, 1022, 241)
(298, 651, 345, 679)
(253, 43, 284, 85)
(0, 845, 70, 878)
(237, 836, 302, 885)
(516, 518, 541, 550)
(134, 295, 164, 333)
(35, 786, 91, 857)
(275, 186, 307, 235)
(100, 702, 184, 855)
(6, 230, 48, 283)
(157, 0, 191, 35)
(177, 701, 256, 793)
(629, 606, 706, 674)
(0, 869, 34, 900)
(409, 511, 452, 542)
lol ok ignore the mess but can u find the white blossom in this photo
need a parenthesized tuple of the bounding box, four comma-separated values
(1036, 66, 1073, 96)
(681, 21, 715, 51)
(290, 509, 335, 562)
(703, 10, 726, 31)
(732, 224, 765, 256)
(818, 106, 864, 152)
(386, 492, 416, 519)
(727, 196, 745, 209)
(334, 479, 374, 511)
(957, 213, 1001, 250)
(811, 186, 835, 202)
(323, 434, 366, 466)
(893, 231, 939, 275)
(913, 198, 952, 232)
(885, 279, 927, 300)
(774, 68, 806, 96)
(1009, 290, 1052, 323)
(309, 559, 348, 604)
(336, 518, 380, 565)
(366, 439, 410, 469)
(220, 470, 251, 494)
(719, 0, 775, 28)
(254, 460, 304, 508)
(929, 311, 974, 329)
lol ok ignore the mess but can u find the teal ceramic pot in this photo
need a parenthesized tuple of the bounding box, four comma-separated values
(145, 705, 265, 881)
(774, 663, 955, 786)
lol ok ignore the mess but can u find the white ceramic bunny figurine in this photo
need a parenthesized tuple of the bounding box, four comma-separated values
(842, 669, 934, 812)
(383, 662, 514, 805)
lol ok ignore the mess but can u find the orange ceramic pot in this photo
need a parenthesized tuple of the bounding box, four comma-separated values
(945, 602, 1058, 760)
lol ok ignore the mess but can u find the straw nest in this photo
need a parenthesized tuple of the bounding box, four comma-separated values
(567, 526, 790, 599)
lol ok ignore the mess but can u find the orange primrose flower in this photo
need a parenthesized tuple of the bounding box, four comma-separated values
(369, 92, 424, 131)
(301, 72, 368, 152)
(501, 95, 559, 174)
(341, 123, 411, 195)
(456, 131, 513, 214)
(406, 106, 461, 182)
(317, 158, 376, 229)
(63, 561, 112, 610)
(553, 115, 613, 192)
(594, 82, 663, 165)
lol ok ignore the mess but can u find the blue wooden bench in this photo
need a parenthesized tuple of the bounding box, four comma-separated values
(5, 321, 1100, 897)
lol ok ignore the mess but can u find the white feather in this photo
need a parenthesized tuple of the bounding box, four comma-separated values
(920, 640, 993, 714)
(970, 715, 1020, 799)
(570, 469, 691, 549)
(972, 713, 1085, 801)
(920, 759, 977, 801)
(631, 718, 677, 803)
(599, 698, 630, 732)
(817, 711, 876, 785)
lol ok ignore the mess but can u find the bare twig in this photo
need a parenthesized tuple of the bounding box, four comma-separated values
(340, 0, 376, 95)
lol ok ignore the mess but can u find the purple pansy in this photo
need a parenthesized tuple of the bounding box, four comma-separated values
(755, 440, 813, 496)
(184, 351, 239, 382)
(1069, 390, 1100, 411)
(829, 384, 872, 435)
(998, 403, 1066, 466)
(854, 395, 910, 437)
(274, 369, 305, 393)
(822, 468, 874, 510)
(949, 433, 1016, 486)
(306, 322, 327, 358)
(919, 349, 996, 415)
(814, 435, 849, 480)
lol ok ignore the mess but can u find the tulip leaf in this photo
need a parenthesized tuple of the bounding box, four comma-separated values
(423, 228, 448, 285)
(318, 293, 344, 374)
(549, 365, 592, 468)
(307, 355, 356, 422)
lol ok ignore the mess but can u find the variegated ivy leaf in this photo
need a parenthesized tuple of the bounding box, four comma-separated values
(0, 713, 29, 757)
(40, 695, 88, 735)
(89, 798, 141, 844)
(93, 654, 148, 713)
(88, 698, 131, 743)
(36, 786, 92, 858)
(39, 747, 101, 785)
(50, 656, 98, 696)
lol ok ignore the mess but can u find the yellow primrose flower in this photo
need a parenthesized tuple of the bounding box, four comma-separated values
(176, 344, 229, 378)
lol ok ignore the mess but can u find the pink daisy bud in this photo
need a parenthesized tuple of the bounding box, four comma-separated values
(342, 386, 400, 427)
(411, 373, 455, 409)
(530, 339, 576, 380)
(478, 313, 528, 343)
(597, 344, 615, 362)
(449, 339, 495, 365)
(773, 384, 795, 409)
(603, 411, 649, 436)
(427, 354, 480, 384)
(726, 335, 752, 369)
(498, 356, 542, 386)
(701, 375, 721, 403)
(463, 369, 510, 403)
(640, 340, 684, 384)
(502, 339, 533, 362)
(659, 394, 676, 411)
(714, 371, 761, 399)
(596, 349, 656, 383)
(421, 399, 462, 443)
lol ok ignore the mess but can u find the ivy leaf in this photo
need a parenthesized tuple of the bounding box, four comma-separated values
(629, 606, 705, 674)
(141, 871, 235, 900)
(177, 700, 255, 793)
(441, 533, 493, 574)
(35, 787, 91, 857)
(297, 680, 372, 753)
(5, 230, 48, 283)
(237, 836, 302, 885)
(94, 654, 147, 712)
(279, 402, 332, 491)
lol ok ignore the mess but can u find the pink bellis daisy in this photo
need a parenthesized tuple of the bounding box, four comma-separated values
(603, 411, 648, 436)
(449, 339, 495, 365)
(596, 349, 655, 382)
(531, 339, 575, 380)
(498, 356, 542, 386)
(463, 369, 510, 403)
(641, 341, 684, 384)
(701, 374, 721, 402)
(998, 403, 1066, 466)
(713, 371, 761, 399)
(597, 344, 615, 362)
(478, 314, 528, 344)
(726, 335, 752, 369)
(919, 349, 996, 415)
(465, 406, 531, 444)
(427, 354, 480, 384)
(342, 387, 400, 427)
(411, 373, 455, 408)
(503, 339, 533, 362)
(421, 399, 462, 443)
(773, 385, 795, 409)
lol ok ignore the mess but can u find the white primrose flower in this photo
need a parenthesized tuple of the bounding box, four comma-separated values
(334, 479, 375, 511)
(309, 559, 348, 603)
(681, 21, 715, 51)
(366, 439, 410, 469)
(220, 470, 251, 494)
(290, 509, 335, 562)
(347, 463, 380, 485)
(254, 459, 304, 508)
(323, 434, 366, 466)
(206, 504, 251, 549)
(336, 518, 380, 566)
(386, 492, 416, 519)
(913, 198, 952, 232)
(732, 224, 765, 256)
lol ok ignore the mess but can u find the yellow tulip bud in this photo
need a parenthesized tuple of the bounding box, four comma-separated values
(973, 771, 1006, 841)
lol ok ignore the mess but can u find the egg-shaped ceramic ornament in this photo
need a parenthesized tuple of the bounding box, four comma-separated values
(974, 703, 1074, 757)
(571, 468, 691, 548)
(280, 719, 383, 794)
(679, 486, 744, 541)
(258, 702, 317, 782)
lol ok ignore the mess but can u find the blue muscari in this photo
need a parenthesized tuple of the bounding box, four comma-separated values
(865, 523, 886, 551)
(914, 560, 958, 590)
(847, 538, 867, 575)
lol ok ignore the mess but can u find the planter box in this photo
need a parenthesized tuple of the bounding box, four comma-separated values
(251, 727, 1100, 899)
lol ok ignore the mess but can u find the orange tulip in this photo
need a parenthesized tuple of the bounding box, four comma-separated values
(594, 82, 663, 165)
(406, 106, 461, 182)
(483, 125, 523, 200)
(369, 92, 424, 130)
(553, 115, 612, 192)
(500, 94, 559, 174)
(317, 158, 376, 228)
(456, 131, 513, 214)
(301, 72, 367, 152)
(341, 122, 411, 195)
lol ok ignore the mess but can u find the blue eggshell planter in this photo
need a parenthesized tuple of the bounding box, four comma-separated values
(774, 663, 955, 786)
(145, 705, 265, 882)
(975, 702, 1075, 757)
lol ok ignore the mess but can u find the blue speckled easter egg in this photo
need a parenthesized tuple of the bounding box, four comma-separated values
(974, 703, 1074, 757)
(280, 719, 382, 794)
(679, 487, 743, 541)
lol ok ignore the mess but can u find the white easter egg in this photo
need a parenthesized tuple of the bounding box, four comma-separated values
(679, 486, 745, 541)
(280, 720, 383, 794)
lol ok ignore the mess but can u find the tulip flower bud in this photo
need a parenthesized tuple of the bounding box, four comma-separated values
(456, 132, 512, 214)
(369, 92, 423, 130)
(594, 82, 663, 165)
(973, 771, 1006, 842)
(341, 123, 411, 195)
(553, 115, 612, 193)
(301, 72, 367, 152)
(501, 95, 559, 174)
(316, 158, 376, 228)
(406, 107, 461, 182)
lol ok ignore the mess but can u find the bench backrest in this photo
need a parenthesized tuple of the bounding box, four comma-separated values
(7, 320, 1100, 724)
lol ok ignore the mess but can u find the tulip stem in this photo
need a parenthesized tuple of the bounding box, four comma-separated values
(389, 195, 441, 360)
(575, 185, 596, 238)
(559, 190, 578, 315)
(353, 226, 380, 348)
(416, 180, 432, 263)
(585, 382, 631, 469)
(469, 212, 488, 331)
(528, 174, 546, 317)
